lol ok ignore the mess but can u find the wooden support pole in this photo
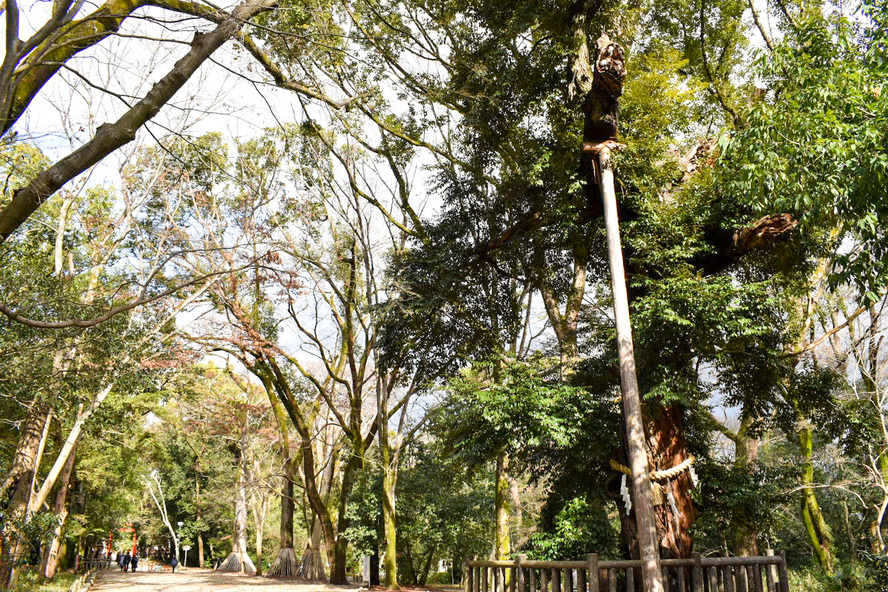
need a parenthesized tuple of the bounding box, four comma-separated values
(598, 145, 664, 592)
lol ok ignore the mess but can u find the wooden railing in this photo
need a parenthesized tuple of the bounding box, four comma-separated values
(464, 550, 789, 592)
(78, 557, 113, 572)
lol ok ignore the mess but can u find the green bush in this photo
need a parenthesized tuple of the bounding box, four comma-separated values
(4, 568, 78, 592)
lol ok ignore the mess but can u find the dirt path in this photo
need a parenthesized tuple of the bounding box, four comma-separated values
(92, 568, 360, 592)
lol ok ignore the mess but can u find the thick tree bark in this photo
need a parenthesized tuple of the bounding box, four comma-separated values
(647, 407, 697, 559)
(0, 0, 276, 243)
(0, 402, 50, 588)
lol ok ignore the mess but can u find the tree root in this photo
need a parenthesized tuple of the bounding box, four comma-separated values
(216, 551, 256, 575)
(266, 547, 298, 578)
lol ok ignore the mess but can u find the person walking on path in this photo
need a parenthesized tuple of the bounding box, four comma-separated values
(122, 551, 131, 572)
(170, 556, 178, 573)
(130, 553, 139, 572)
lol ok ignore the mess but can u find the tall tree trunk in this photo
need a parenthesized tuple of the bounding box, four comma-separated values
(266, 387, 298, 578)
(730, 416, 760, 556)
(39, 444, 77, 580)
(494, 452, 512, 560)
(330, 454, 361, 584)
(799, 425, 835, 572)
(869, 453, 888, 553)
(381, 449, 399, 589)
(268, 456, 298, 577)
(196, 476, 205, 568)
(647, 406, 697, 559)
(418, 549, 436, 586)
(379, 380, 400, 590)
(254, 516, 264, 576)
(0, 402, 50, 588)
(263, 358, 340, 582)
(217, 443, 256, 574)
(300, 515, 326, 580)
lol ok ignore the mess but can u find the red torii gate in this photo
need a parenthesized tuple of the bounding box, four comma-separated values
(118, 523, 138, 555)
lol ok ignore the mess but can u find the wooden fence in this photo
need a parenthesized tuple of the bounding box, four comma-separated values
(78, 557, 113, 572)
(463, 550, 789, 592)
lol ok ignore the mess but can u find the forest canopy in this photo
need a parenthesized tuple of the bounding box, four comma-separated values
(1, 0, 887, 590)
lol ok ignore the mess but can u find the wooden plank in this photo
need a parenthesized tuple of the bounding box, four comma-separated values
(541, 567, 549, 592)
(524, 561, 588, 569)
(662, 566, 670, 592)
(565, 568, 573, 592)
(677, 564, 687, 592)
(754, 565, 764, 592)
(608, 569, 616, 592)
(483, 564, 489, 592)
(627, 566, 635, 592)
(763, 551, 775, 592)
(578, 565, 587, 592)
(699, 558, 782, 567)
(588, 554, 599, 592)
(724, 567, 734, 592)
(553, 567, 562, 592)
(708, 566, 718, 592)
(464, 562, 472, 592)
(530, 569, 537, 592)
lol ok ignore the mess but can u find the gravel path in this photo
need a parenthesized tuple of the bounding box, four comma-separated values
(92, 568, 361, 592)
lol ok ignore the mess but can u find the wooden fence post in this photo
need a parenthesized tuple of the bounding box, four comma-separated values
(587, 554, 599, 592)
(516, 555, 526, 592)
(777, 551, 789, 592)
(692, 553, 703, 592)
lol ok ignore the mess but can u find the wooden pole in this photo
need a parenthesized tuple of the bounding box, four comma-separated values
(598, 145, 664, 592)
